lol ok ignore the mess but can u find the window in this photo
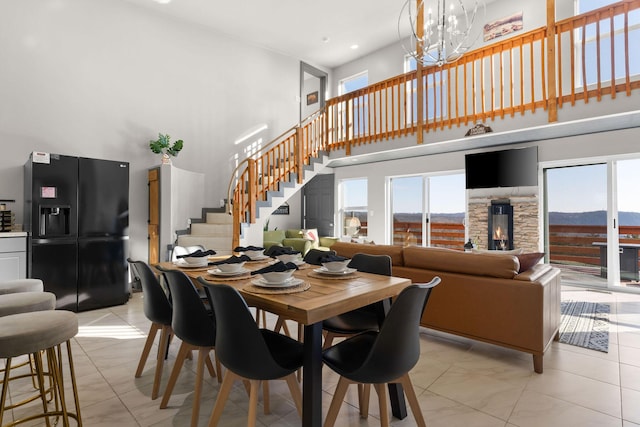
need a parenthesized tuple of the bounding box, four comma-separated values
(338, 72, 369, 138)
(404, 54, 448, 123)
(340, 178, 368, 239)
(574, 0, 640, 87)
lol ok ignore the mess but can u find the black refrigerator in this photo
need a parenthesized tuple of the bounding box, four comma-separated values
(24, 153, 130, 311)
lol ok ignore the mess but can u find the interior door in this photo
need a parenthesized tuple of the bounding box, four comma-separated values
(148, 168, 160, 264)
(303, 174, 334, 237)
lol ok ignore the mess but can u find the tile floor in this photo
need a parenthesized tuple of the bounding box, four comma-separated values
(2, 284, 640, 426)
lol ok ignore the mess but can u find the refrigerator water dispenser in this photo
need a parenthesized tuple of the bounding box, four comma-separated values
(39, 205, 71, 237)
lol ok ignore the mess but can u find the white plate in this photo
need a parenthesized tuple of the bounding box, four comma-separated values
(313, 267, 357, 276)
(207, 268, 250, 276)
(252, 278, 304, 288)
(173, 259, 208, 268)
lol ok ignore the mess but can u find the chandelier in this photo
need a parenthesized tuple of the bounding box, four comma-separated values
(398, 0, 485, 67)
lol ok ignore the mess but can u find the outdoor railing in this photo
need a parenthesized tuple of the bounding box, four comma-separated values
(549, 224, 640, 270)
(392, 222, 466, 250)
(228, 0, 640, 247)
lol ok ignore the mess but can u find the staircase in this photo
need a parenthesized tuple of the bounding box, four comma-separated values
(176, 208, 234, 256)
(177, 151, 331, 251)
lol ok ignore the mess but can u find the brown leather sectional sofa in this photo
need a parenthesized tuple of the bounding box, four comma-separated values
(330, 241, 562, 373)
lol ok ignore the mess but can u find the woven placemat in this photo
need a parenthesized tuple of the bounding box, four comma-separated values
(307, 271, 360, 280)
(243, 281, 311, 294)
(204, 272, 252, 282)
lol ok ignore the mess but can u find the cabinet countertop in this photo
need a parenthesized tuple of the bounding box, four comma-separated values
(0, 232, 28, 238)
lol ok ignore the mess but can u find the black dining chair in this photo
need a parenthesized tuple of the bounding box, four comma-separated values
(198, 279, 304, 427)
(157, 269, 221, 427)
(128, 259, 173, 400)
(322, 253, 392, 349)
(303, 248, 337, 265)
(322, 277, 441, 427)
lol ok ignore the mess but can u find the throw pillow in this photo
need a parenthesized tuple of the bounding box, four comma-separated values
(303, 229, 319, 248)
(516, 252, 545, 273)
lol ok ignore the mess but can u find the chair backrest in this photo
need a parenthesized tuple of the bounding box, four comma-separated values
(198, 279, 297, 380)
(303, 248, 337, 265)
(350, 277, 440, 384)
(170, 245, 205, 262)
(161, 269, 215, 347)
(347, 253, 392, 276)
(127, 259, 172, 325)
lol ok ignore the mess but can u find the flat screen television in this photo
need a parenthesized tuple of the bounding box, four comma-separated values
(465, 146, 538, 189)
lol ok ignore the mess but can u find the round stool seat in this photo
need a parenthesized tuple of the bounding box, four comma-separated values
(0, 279, 44, 295)
(0, 310, 78, 358)
(0, 292, 56, 317)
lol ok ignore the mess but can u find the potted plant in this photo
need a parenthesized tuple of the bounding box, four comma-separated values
(149, 133, 184, 164)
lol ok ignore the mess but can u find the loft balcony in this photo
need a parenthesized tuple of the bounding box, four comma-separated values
(228, 0, 640, 249)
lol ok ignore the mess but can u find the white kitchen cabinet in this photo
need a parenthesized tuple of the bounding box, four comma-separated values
(0, 233, 27, 281)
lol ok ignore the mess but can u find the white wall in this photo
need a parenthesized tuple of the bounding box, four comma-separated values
(0, 0, 303, 261)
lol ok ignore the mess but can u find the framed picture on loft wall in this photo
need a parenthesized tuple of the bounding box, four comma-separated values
(484, 11, 523, 42)
(306, 91, 318, 105)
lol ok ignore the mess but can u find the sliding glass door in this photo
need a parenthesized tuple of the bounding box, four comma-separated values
(390, 173, 465, 248)
(544, 158, 640, 291)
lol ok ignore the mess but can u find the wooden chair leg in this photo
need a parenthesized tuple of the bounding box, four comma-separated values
(323, 376, 350, 427)
(373, 383, 390, 427)
(152, 325, 172, 400)
(323, 332, 336, 350)
(262, 380, 270, 414)
(208, 370, 238, 427)
(159, 342, 191, 408)
(190, 348, 208, 427)
(135, 323, 159, 377)
(284, 373, 302, 416)
(248, 379, 260, 427)
(399, 374, 426, 427)
(359, 383, 371, 418)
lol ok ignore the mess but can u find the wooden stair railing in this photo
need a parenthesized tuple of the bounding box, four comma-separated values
(228, 0, 640, 247)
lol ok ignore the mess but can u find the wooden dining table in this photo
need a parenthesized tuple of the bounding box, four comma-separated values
(157, 258, 413, 427)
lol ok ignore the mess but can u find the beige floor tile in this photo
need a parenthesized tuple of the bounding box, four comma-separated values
(509, 390, 621, 427)
(542, 345, 621, 385)
(622, 388, 640, 425)
(525, 368, 622, 418)
(9, 286, 637, 426)
(620, 363, 640, 391)
(427, 365, 526, 420)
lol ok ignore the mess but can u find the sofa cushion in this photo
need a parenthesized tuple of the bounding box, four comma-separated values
(285, 229, 304, 238)
(403, 246, 519, 279)
(331, 242, 404, 266)
(516, 252, 546, 273)
(263, 230, 286, 243)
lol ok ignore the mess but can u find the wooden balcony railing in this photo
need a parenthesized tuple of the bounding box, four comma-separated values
(549, 224, 640, 269)
(228, 0, 640, 247)
(392, 222, 466, 250)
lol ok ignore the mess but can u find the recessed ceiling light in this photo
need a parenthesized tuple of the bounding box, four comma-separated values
(154, 0, 171, 4)
(322, 37, 330, 43)
(350, 44, 359, 50)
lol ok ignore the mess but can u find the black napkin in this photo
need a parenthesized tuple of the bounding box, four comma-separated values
(234, 246, 264, 252)
(319, 254, 349, 263)
(210, 255, 251, 265)
(176, 249, 217, 259)
(268, 247, 301, 257)
(250, 261, 298, 275)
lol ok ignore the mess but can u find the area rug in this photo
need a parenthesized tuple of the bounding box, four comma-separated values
(559, 300, 610, 353)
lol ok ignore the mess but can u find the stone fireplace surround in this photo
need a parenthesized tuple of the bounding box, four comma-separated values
(467, 186, 539, 253)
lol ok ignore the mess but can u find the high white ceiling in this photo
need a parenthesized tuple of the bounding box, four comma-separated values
(119, 0, 446, 69)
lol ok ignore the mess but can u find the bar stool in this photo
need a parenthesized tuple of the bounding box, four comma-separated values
(0, 292, 56, 317)
(0, 279, 44, 295)
(0, 310, 81, 426)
